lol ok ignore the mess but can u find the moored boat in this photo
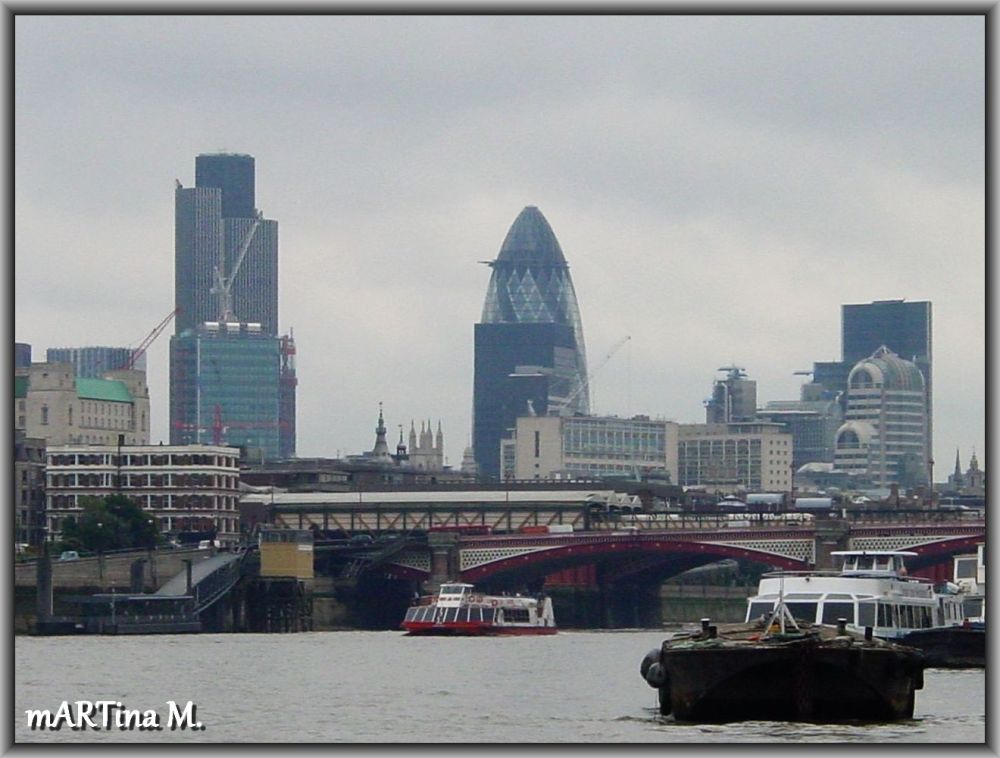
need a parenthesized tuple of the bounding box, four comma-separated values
(640, 610, 925, 723)
(401, 582, 557, 636)
(743, 550, 984, 668)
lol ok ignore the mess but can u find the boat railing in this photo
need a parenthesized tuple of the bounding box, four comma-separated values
(760, 569, 937, 584)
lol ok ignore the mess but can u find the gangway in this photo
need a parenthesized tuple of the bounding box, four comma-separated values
(155, 550, 247, 613)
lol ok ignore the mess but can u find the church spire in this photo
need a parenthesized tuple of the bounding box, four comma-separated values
(371, 402, 391, 459)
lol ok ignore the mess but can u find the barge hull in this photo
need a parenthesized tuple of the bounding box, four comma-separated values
(662, 639, 923, 723)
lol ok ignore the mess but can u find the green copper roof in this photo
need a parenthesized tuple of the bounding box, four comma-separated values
(75, 377, 133, 403)
(14, 375, 28, 399)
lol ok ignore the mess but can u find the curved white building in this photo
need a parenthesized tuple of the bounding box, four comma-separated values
(833, 346, 928, 487)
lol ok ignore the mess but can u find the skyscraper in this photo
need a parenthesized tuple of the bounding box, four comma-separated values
(170, 153, 295, 459)
(174, 153, 278, 335)
(473, 206, 589, 478)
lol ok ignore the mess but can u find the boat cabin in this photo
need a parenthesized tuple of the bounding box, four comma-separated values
(834, 550, 915, 577)
(746, 550, 965, 639)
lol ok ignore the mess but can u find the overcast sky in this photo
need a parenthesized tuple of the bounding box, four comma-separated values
(14, 14, 985, 478)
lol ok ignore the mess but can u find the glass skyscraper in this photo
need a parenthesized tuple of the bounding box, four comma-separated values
(473, 206, 590, 479)
(174, 153, 278, 336)
(170, 153, 295, 459)
(170, 324, 281, 459)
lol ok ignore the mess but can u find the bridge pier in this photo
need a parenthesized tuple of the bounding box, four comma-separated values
(426, 532, 460, 593)
(814, 517, 850, 569)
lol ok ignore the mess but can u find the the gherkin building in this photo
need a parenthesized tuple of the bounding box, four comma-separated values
(473, 206, 590, 478)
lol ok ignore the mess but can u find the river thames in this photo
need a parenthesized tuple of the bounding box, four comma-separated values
(14, 630, 986, 744)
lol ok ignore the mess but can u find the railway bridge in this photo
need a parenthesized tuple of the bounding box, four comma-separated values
(249, 489, 984, 626)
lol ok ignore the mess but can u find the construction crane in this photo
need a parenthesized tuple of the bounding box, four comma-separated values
(559, 335, 631, 414)
(211, 210, 263, 322)
(117, 307, 179, 370)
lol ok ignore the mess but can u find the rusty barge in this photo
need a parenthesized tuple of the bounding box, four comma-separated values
(641, 612, 925, 723)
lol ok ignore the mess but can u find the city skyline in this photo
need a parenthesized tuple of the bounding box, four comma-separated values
(14, 15, 985, 476)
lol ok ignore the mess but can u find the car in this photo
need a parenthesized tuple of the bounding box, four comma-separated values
(58, 550, 80, 561)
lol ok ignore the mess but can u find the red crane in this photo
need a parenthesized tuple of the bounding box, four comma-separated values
(118, 307, 180, 370)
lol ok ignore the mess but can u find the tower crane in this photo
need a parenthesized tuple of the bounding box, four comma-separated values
(559, 335, 631, 414)
(117, 307, 180, 370)
(211, 210, 263, 322)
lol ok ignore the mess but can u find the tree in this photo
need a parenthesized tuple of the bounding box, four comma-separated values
(60, 495, 162, 553)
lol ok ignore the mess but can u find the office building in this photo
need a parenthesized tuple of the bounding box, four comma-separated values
(170, 153, 296, 458)
(705, 366, 757, 423)
(45, 444, 241, 544)
(46, 346, 146, 378)
(15, 430, 46, 545)
(833, 346, 928, 488)
(14, 362, 150, 447)
(502, 414, 679, 482)
(170, 322, 290, 460)
(473, 206, 590, 478)
(174, 153, 278, 336)
(15, 342, 32, 369)
(757, 381, 843, 469)
(813, 300, 932, 479)
(677, 422, 793, 494)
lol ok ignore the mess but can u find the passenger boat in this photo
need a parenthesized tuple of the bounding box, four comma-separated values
(744, 550, 983, 668)
(640, 609, 925, 722)
(401, 582, 557, 636)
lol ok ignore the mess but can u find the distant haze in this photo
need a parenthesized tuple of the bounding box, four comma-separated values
(14, 15, 985, 476)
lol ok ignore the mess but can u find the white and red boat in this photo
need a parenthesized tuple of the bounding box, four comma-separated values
(401, 582, 557, 636)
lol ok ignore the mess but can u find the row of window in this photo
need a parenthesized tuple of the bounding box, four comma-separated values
(48, 473, 238, 489)
(48, 453, 238, 467)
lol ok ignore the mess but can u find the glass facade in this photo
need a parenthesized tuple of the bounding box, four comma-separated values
(169, 326, 281, 459)
(474, 207, 590, 479)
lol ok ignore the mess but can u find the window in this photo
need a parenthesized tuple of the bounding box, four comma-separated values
(41, 406, 49, 425)
(821, 602, 855, 625)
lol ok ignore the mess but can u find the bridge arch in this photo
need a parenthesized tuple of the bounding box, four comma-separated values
(459, 538, 811, 586)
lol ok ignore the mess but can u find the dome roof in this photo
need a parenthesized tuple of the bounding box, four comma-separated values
(835, 420, 878, 447)
(848, 346, 925, 392)
(495, 206, 567, 266)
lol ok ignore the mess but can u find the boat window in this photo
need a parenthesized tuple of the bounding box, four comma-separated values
(821, 602, 855, 625)
(444, 608, 459, 623)
(418, 607, 433, 622)
(858, 602, 876, 627)
(825, 594, 854, 600)
(877, 603, 892, 627)
(955, 559, 977, 579)
(785, 603, 818, 623)
(785, 593, 821, 600)
(404, 608, 417, 621)
(747, 602, 774, 621)
(964, 598, 983, 618)
(483, 608, 496, 623)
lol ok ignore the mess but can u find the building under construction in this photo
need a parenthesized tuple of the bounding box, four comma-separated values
(170, 153, 296, 460)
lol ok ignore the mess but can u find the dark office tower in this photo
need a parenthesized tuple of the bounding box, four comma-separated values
(473, 206, 590, 479)
(14, 343, 31, 369)
(842, 299, 932, 477)
(175, 153, 278, 336)
(171, 154, 295, 459)
(195, 153, 255, 220)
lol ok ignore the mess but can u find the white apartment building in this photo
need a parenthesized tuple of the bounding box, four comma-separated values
(502, 414, 680, 482)
(678, 422, 793, 494)
(45, 444, 241, 543)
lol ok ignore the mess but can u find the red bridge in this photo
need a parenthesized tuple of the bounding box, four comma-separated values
(381, 515, 984, 588)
